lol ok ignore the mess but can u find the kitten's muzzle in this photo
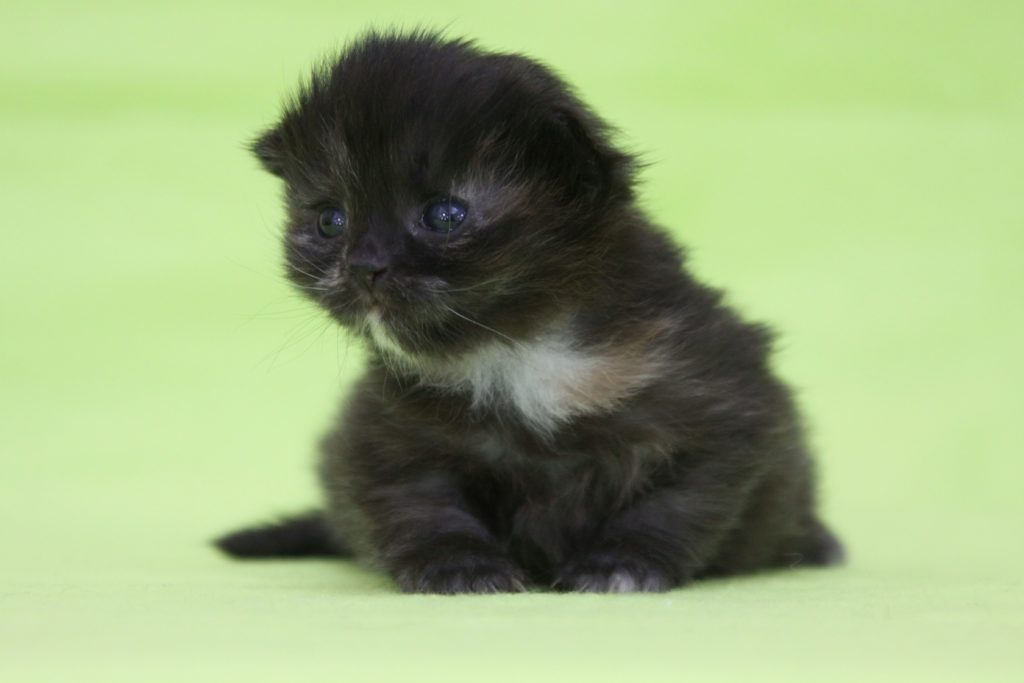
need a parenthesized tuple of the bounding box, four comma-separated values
(347, 242, 391, 293)
(349, 261, 388, 292)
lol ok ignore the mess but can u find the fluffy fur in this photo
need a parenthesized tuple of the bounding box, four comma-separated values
(215, 31, 842, 593)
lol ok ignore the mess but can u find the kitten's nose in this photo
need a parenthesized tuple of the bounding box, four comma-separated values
(348, 247, 390, 290)
(348, 230, 392, 291)
(350, 262, 388, 290)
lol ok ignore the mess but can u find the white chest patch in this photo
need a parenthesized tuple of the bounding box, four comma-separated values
(420, 332, 663, 435)
(365, 314, 666, 435)
(444, 335, 602, 430)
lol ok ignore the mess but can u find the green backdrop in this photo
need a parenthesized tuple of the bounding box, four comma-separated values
(2, 1, 1022, 681)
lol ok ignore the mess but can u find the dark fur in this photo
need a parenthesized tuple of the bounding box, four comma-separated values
(216, 31, 842, 593)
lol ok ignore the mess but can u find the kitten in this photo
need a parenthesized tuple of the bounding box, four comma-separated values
(216, 31, 843, 593)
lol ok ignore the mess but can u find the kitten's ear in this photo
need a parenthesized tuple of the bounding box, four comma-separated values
(250, 126, 286, 177)
(547, 107, 631, 202)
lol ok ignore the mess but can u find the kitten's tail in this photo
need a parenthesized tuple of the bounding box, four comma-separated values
(214, 511, 347, 558)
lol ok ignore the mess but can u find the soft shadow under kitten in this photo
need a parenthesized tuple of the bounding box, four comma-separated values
(216, 31, 843, 593)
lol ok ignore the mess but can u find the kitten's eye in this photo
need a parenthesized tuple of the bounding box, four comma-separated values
(422, 198, 468, 233)
(317, 208, 347, 237)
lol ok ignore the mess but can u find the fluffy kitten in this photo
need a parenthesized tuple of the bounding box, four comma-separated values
(216, 31, 843, 593)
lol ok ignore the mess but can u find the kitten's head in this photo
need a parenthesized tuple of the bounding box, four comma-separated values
(254, 31, 637, 362)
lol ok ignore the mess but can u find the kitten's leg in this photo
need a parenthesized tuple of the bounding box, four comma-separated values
(556, 473, 760, 593)
(363, 476, 526, 594)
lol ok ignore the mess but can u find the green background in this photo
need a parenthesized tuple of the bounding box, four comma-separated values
(2, 1, 1022, 681)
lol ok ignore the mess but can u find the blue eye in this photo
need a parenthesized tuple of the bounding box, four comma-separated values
(317, 208, 347, 237)
(422, 198, 468, 233)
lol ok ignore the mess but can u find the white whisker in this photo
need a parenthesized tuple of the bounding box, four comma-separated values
(442, 305, 520, 346)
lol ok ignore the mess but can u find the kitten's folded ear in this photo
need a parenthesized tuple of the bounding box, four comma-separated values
(250, 126, 286, 177)
(545, 107, 634, 204)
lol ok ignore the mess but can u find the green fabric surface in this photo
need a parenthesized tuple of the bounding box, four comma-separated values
(2, 1, 1022, 681)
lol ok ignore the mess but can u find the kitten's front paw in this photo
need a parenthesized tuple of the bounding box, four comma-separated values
(556, 554, 675, 593)
(395, 551, 527, 595)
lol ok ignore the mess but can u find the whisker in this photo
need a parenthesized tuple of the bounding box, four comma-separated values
(285, 246, 332, 277)
(442, 305, 520, 347)
(257, 313, 334, 372)
(288, 264, 330, 282)
(291, 283, 331, 294)
(423, 277, 506, 294)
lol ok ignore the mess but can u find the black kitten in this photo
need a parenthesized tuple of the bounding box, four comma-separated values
(216, 31, 842, 593)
